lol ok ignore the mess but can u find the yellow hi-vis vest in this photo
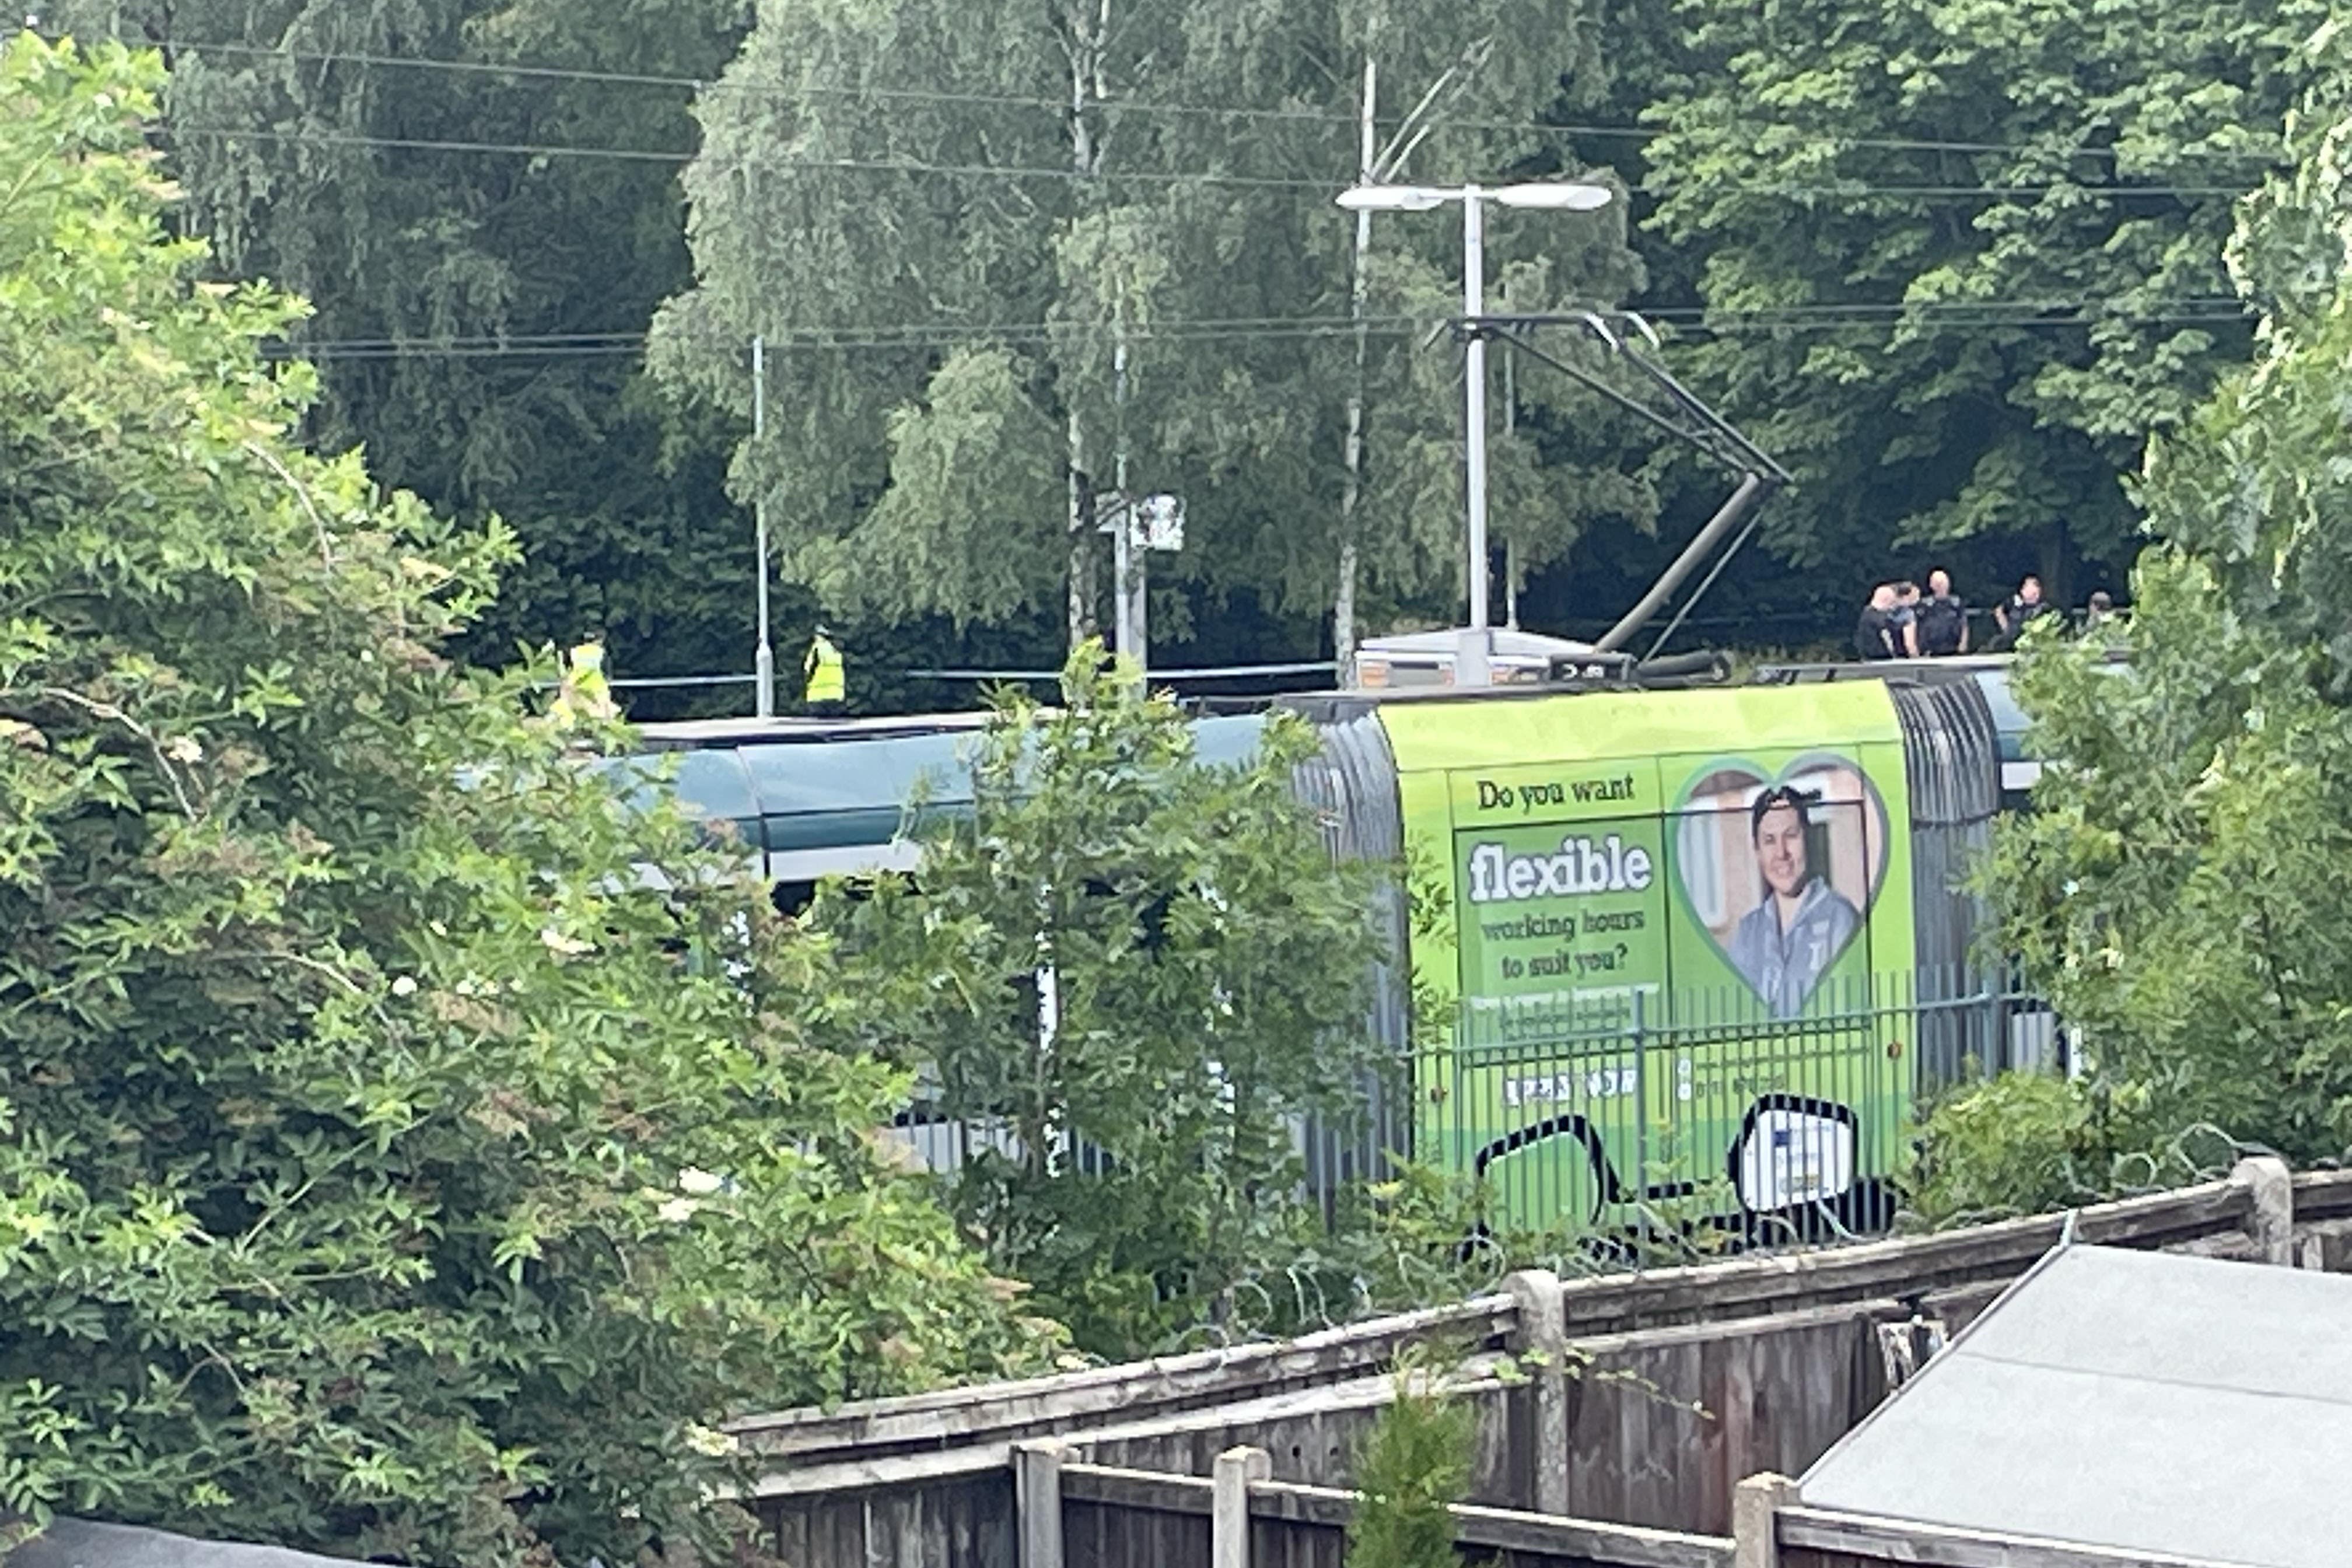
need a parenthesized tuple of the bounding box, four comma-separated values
(551, 640, 617, 723)
(804, 634, 845, 704)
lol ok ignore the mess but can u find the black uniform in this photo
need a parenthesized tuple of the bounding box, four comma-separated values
(1888, 602, 1919, 659)
(1916, 593, 1968, 656)
(1999, 594, 2057, 647)
(1854, 604, 1896, 660)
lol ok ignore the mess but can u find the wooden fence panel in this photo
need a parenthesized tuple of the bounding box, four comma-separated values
(1076, 1375, 1526, 1507)
(1563, 1304, 1893, 1535)
(1058, 1462, 1732, 1568)
(761, 1470, 1016, 1568)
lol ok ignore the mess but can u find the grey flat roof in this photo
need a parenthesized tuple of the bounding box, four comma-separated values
(5, 1517, 360, 1568)
(1801, 1244, 2352, 1567)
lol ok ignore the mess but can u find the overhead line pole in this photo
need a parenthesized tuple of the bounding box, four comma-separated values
(752, 335, 775, 718)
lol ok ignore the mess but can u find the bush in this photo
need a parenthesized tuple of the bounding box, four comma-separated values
(1901, 1071, 2244, 1226)
(1345, 1352, 1476, 1568)
(0, 36, 1049, 1564)
(1901, 1073, 2110, 1225)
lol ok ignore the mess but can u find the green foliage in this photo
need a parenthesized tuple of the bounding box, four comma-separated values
(807, 648, 1390, 1357)
(1901, 1073, 2108, 1224)
(1640, 0, 2323, 583)
(1902, 1074, 2241, 1225)
(0, 36, 1048, 1563)
(653, 0, 1647, 650)
(1345, 1350, 1476, 1568)
(1988, 27, 2352, 1170)
(47, 0, 762, 689)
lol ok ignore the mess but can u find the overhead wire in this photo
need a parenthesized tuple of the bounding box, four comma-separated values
(166, 125, 2262, 202)
(117, 32, 2284, 165)
(270, 301, 2255, 362)
(281, 294, 2254, 348)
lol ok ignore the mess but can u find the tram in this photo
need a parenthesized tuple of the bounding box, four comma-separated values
(622, 655, 2051, 1240)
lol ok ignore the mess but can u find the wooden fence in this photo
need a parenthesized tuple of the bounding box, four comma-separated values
(1037, 1446, 1735, 1568)
(737, 1163, 2352, 1564)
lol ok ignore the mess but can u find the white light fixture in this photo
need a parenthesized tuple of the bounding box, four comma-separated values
(1335, 184, 1449, 212)
(1330, 177, 1617, 688)
(1490, 180, 1614, 211)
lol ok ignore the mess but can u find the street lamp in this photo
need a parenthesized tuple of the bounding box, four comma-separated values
(1336, 179, 1614, 687)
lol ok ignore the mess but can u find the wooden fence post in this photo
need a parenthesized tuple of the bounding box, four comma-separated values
(1732, 1474, 1798, 1568)
(1212, 1444, 1271, 1568)
(1502, 1268, 1570, 1516)
(2235, 1154, 2294, 1266)
(1014, 1438, 1068, 1568)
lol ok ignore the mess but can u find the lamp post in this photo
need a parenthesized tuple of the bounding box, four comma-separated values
(751, 334, 775, 718)
(1335, 179, 1614, 687)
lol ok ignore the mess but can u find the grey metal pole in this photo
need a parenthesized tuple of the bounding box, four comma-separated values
(1460, 187, 1493, 688)
(1112, 502, 1134, 668)
(1129, 544, 1149, 684)
(1592, 471, 1770, 654)
(751, 335, 776, 717)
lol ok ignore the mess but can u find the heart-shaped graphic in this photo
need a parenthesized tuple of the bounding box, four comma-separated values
(1671, 753, 1888, 1019)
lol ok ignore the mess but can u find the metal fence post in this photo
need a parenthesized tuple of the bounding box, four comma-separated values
(1631, 987, 1649, 1255)
(1015, 1438, 1068, 1568)
(1212, 1445, 1271, 1568)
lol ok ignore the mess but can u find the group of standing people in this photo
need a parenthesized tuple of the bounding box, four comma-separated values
(1854, 572, 2096, 661)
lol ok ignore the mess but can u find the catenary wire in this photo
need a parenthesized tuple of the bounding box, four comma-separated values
(115, 32, 2284, 164)
(166, 125, 2262, 201)
(271, 307, 2256, 361)
(276, 295, 2256, 353)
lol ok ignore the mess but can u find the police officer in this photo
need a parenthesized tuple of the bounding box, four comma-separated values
(1993, 575, 2057, 649)
(1889, 581, 1923, 659)
(803, 624, 845, 710)
(1915, 569, 1969, 656)
(1854, 585, 1898, 661)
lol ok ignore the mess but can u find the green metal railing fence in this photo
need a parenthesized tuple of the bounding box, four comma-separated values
(1418, 965, 2052, 1250)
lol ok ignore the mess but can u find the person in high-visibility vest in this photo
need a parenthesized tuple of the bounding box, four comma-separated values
(804, 625, 845, 709)
(550, 639, 618, 726)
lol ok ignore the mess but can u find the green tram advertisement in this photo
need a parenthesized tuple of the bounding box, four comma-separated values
(1381, 685, 1921, 1237)
(635, 663, 2019, 1245)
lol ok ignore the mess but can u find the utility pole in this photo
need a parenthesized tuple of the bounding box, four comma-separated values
(1460, 187, 1493, 687)
(1335, 176, 1612, 688)
(1111, 325, 1146, 680)
(751, 335, 775, 718)
(1335, 56, 1377, 680)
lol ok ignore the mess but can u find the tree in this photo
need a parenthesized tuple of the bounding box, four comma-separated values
(805, 652, 1389, 1356)
(652, 0, 1647, 668)
(1639, 0, 2323, 596)
(38, 0, 764, 696)
(1985, 20, 2352, 1167)
(1343, 1352, 1477, 1568)
(0, 37, 1049, 1563)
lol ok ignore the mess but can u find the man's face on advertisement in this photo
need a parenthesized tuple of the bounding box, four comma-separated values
(1756, 802, 1810, 900)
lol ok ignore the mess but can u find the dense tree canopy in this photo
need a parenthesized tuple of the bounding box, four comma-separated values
(1969, 19, 2352, 1180)
(650, 0, 1647, 666)
(1639, 0, 2323, 594)
(0, 37, 1046, 1563)
(33, 0, 2343, 691)
(38, 0, 766, 691)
